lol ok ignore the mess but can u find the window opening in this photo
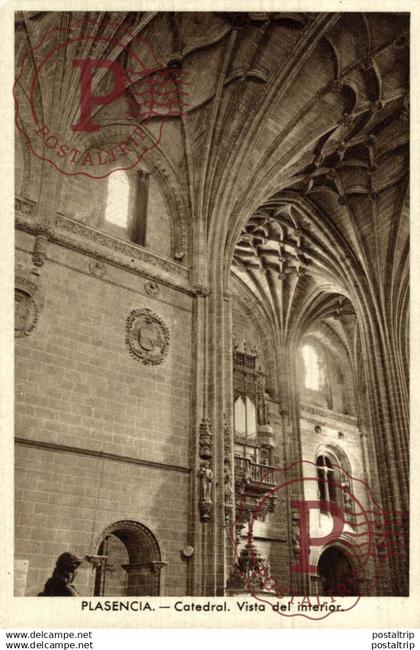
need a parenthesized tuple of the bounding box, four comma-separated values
(302, 344, 325, 390)
(316, 454, 337, 504)
(104, 170, 130, 228)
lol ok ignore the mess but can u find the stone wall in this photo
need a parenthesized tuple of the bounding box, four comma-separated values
(15, 229, 193, 596)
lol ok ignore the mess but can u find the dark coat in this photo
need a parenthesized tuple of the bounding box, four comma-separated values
(38, 575, 78, 596)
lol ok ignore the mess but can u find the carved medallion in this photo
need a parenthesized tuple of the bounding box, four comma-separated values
(15, 289, 39, 337)
(89, 259, 106, 278)
(144, 281, 159, 297)
(126, 308, 169, 365)
(15, 270, 43, 338)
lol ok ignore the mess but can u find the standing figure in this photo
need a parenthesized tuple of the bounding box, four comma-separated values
(38, 552, 81, 596)
(198, 461, 214, 522)
(199, 461, 213, 502)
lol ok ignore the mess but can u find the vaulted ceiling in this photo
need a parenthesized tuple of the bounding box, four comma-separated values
(15, 11, 409, 344)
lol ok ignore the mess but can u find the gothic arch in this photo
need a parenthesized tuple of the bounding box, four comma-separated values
(310, 539, 364, 597)
(314, 442, 352, 477)
(91, 519, 165, 597)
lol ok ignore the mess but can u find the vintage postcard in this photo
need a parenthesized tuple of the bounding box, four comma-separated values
(1, 0, 419, 630)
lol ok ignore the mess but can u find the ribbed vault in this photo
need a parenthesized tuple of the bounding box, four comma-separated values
(14, 9, 410, 598)
(15, 11, 408, 268)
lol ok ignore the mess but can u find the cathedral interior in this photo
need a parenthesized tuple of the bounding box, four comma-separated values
(14, 11, 409, 598)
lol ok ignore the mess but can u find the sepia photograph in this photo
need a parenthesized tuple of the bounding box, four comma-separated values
(12, 8, 409, 610)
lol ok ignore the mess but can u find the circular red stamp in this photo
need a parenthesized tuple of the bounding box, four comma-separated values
(227, 460, 408, 620)
(14, 17, 188, 179)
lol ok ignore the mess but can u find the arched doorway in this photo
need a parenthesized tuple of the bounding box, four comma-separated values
(93, 520, 165, 596)
(318, 546, 359, 596)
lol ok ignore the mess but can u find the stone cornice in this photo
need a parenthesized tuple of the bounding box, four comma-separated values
(15, 197, 192, 295)
(15, 437, 191, 475)
(55, 214, 189, 279)
(300, 402, 358, 427)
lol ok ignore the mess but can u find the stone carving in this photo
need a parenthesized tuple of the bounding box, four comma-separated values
(198, 418, 213, 522)
(302, 403, 356, 426)
(126, 308, 169, 365)
(223, 414, 231, 456)
(224, 462, 233, 503)
(233, 337, 258, 357)
(291, 510, 300, 555)
(15, 290, 39, 337)
(259, 447, 270, 465)
(15, 196, 35, 215)
(33, 233, 48, 269)
(226, 544, 274, 592)
(198, 461, 213, 522)
(193, 284, 209, 298)
(89, 259, 106, 278)
(96, 519, 161, 558)
(223, 415, 233, 524)
(340, 479, 352, 511)
(55, 215, 187, 278)
(13, 206, 52, 272)
(16, 211, 190, 292)
(145, 281, 159, 297)
(15, 273, 43, 338)
(256, 373, 267, 425)
(199, 418, 213, 460)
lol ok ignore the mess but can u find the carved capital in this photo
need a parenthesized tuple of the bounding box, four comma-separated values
(193, 284, 209, 298)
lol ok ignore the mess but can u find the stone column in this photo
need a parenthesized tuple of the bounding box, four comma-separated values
(281, 343, 309, 596)
(122, 561, 167, 596)
(359, 315, 409, 596)
(186, 283, 211, 596)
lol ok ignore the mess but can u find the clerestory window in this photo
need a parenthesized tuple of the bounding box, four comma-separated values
(316, 454, 337, 504)
(301, 344, 326, 391)
(104, 170, 130, 228)
(103, 169, 149, 245)
(234, 395, 259, 461)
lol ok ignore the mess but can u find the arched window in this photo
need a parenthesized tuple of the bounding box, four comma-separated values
(316, 454, 337, 503)
(104, 170, 131, 229)
(315, 449, 355, 522)
(234, 395, 257, 439)
(301, 344, 326, 391)
(234, 395, 258, 461)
